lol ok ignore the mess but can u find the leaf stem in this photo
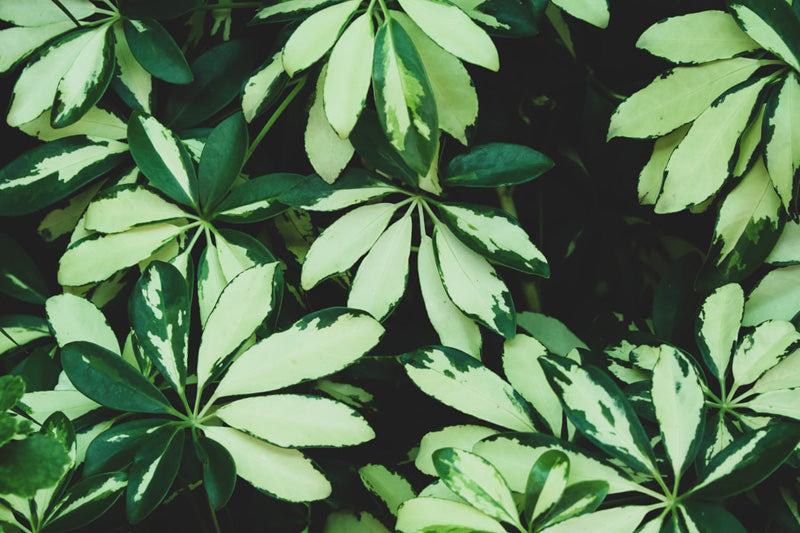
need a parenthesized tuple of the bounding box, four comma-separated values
(244, 76, 307, 164)
(49, 0, 82, 26)
(208, 496, 222, 533)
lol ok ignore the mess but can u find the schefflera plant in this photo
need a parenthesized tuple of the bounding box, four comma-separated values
(59, 260, 384, 523)
(280, 142, 553, 357)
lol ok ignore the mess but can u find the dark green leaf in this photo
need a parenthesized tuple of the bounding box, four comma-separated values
(61, 341, 174, 415)
(164, 41, 257, 129)
(278, 169, 394, 211)
(0, 233, 48, 304)
(524, 449, 569, 527)
(214, 173, 298, 223)
(122, 18, 192, 84)
(10, 343, 60, 392)
(679, 502, 747, 533)
(131, 261, 190, 395)
(444, 143, 554, 188)
(459, 0, 547, 36)
(0, 434, 70, 496)
(199, 112, 248, 214)
(84, 419, 174, 476)
(728, 0, 800, 71)
(544, 480, 609, 526)
(0, 136, 128, 216)
(0, 375, 25, 412)
(45, 472, 128, 533)
(196, 435, 236, 510)
(349, 110, 419, 188)
(126, 428, 184, 524)
(118, 0, 203, 20)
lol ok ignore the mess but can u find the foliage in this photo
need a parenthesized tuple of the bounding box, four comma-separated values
(1, 0, 800, 532)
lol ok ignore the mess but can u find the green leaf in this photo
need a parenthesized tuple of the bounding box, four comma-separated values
(417, 235, 481, 357)
(767, 221, 800, 265)
(0, 21, 74, 74)
(678, 502, 747, 533)
(126, 427, 184, 524)
(524, 450, 569, 527)
(216, 393, 374, 447)
(198, 112, 248, 214)
(638, 124, 690, 205)
(252, 0, 343, 23)
(46, 293, 118, 354)
(731, 319, 800, 387)
(539, 355, 658, 475)
(0, 375, 25, 412)
(164, 40, 256, 129)
(0, 136, 128, 216)
(0, 434, 70, 497)
(281, 0, 360, 77)
(58, 223, 185, 286)
(358, 464, 417, 516)
(416, 425, 497, 476)
(551, 0, 609, 28)
(112, 23, 153, 114)
(324, 13, 375, 137)
(543, 480, 609, 527)
(728, 0, 800, 71)
(535, 505, 650, 533)
(214, 173, 297, 223)
(325, 510, 393, 533)
(691, 422, 800, 499)
(0, 0, 96, 26)
(195, 435, 236, 511)
(372, 16, 438, 175)
(516, 312, 588, 356)
(750, 346, 800, 394)
(215, 308, 383, 397)
(696, 283, 744, 380)
(301, 202, 400, 289)
(197, 263, 278, 390)
(84, 184, 190, 233)
(83, 419, 173, 476)
(44, 472, 127, 532)
(0, 315, 51, 357)
(744, 265, 800, 325)
(433, 448, 523, 529)
(650, 345, 705, 479)
(61, 341, 174, 414)
(118, 0, 202, 20)
(655, 76, 770, 213)
(433, 224, 516, 338)
(122, 18, 192, 84)
(202, 426, 332, 502)
(128, 112, 199, 208)
(131, 261, 190, 395)
(51, 25, 115, 128)
(448, 0, 546, 37)
(637, 11, 760, 64)
(733, 103, 765, 179)
(242, 52, 288, 123)
(0, 233, 48, 304)
(437, 202, 549, 276)
(764, 72, 800, 214)
(349, 110, 419, 187)
(698, 158, 785, 288)
(348, 214, 412, 321)
(279, 169, 396, 212)
(743, 388, 800, 419)
(444, 143, 553, 188)
(397, 0, 499, 70)
(607, 58, 774, 140)
(396, 497, 505, 533)
(401, 345, 536, 432)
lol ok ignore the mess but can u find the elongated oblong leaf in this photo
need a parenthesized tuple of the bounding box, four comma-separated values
(402, 345, 535, 432)
(551, 0, 609, 28)
(61, 341, 173, 414)
(0, 233, 48, 304)
(696, 283, 744, 380)
(242, 52, 287, 123)
(198, 112, 248, 214)
(195, 434, 236, 511)
(444, 143, 554, 188)
(536, 505, 650, 533)
(85, 185, 189, 233)
(306, 65, 355, 183)
(214, 173, 298, 223)
(0, 21, 74, 74)
(525, 450, 569, 527)
(122, 18, 192, 84)
(358, 464, 416, 516)
(279, 170, 396, 212)
(744, 265, 800, 325)
(396, 496, 505, 533)
(45, 472, 127, 532)
(539, 355, 657, 475)
(46, 293, 118, 353)
(728, 0, 800, 71)
(112, 23, 153, 113)
(764, 72, 800, 213)
(731, 319, 800, 387)
(126, 428, 184, 524)
(0, 136, 127, 216)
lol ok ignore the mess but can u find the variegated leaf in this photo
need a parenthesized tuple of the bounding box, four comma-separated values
(744, 265, 800, 325)
(372, 16, 438, 175)
(126, 428, 184, 524)
(19, 106, 127, 141)
(731, 319, 800, 387)
(607, 58, 775, 139)
(542, 480, 608, 528)
(215, 308, 383, 397)
(197, 241, 228, 325)
(324, 13, 374, 137)
(0, 136, 128, 216)
(638, 124, 690, 205)
(242, 52, 287, 123)
(197, 263, 278, 390)
(636, 11, 760, 64)
(121, 18, 192, 84)
(656, 76, 770, 213)
(45, 472, 127, 532)
(401, 345, 536, 432)
(0, 0, 96, 26)
(282, 0, 360, 77)
(503, 334, 564, 436)
(396, 496, 505, 533)
(437, 202, 549, 276)
(279, 170, 397, 211)
(0, 21, 74, 73)
(433, 448, 523, 529)
(216, 394, 373, 447)
(733, 104, 765, 178)
(52, 24, 115, 128)
(764, 72, 800, 213)
(516, 312, 588, 357)
(696, 283, 744, 380)
(59, 223, 185, 286)
(539, 355, 658, 475)
(85, 185, 189, 233)
(415, 425, 498, 476)
(112, 23, 153, 114)
(325, 510, 392, 533)
(539, 505, 651, 533)
(550, 0, 609, 28)
(395, 13, 477, 145)
(306, 66, 355, 183)
(252, 0, 339, 22)
(651, 345, 705, 479)
(348, 214, 412, 321)
(213, 173, 297, 223)
(418, 235, 482, 358)
(767, 221, 800, 265)
(434, 223, 515, 338)
(396, 0, 498, 70)
(358, 464, 416, 516)
(744, 388, 800, 419)
(301, 202, 400, 289)
(0, 315, 50, 356)
(20, 389, 100, 424)
(525, 450, 569, 527)
(751, 347, 800, 394)
(729, 0, 800, 71)
(128, 113, 199, 208)
(203, 426, 332, 501)
(46, 293, 118, 354)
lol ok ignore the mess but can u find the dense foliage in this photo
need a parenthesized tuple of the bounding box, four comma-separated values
(2, 0, 800, 531)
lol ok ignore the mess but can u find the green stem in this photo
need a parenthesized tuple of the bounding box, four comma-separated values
(208, 496, 222, 533)
(50, 0, 82, 26)
(244, 76, 308, 164)
(375, 0, 390, 17)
